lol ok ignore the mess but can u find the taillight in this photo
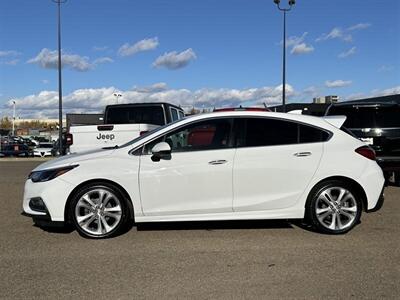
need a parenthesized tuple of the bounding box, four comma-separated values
(140, 131, 149, 136)
(355, 146, 376, 161)
(66, 133, 73, 146)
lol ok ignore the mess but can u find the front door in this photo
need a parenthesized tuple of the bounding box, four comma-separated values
(139, 118, 235, 216)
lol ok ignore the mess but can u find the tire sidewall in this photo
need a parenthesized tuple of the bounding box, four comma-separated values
(69, 183, 129, 239)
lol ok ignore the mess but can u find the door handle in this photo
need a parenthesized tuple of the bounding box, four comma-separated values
(294, 152, 312, 157)
(208, 160, 228, 165)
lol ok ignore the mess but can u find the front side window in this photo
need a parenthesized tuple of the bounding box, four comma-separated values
(144, 118, 232, 154)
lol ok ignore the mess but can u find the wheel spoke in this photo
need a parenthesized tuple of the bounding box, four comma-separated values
(341, 206, 357, 213)
(77, 212, 94, 224)
(340, 211, 355, 220)
(317, 211, 332, 223)
(319, 192, 333, 206)
(100, 216, 113, 233)
(336, 214, 344, 229)
(80, 214, 97, 229)
(81, 194, 96, 207)
(336, 188, 346, 203)
(316, 207, 331, 215)
(104, 205, 122, 213)
(328, 213, 337, 230)
(96, 216, 103, 234)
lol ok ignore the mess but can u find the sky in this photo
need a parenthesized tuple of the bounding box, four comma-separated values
(0, 0, 399, 118)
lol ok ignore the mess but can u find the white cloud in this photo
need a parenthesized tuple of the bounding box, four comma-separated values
(153, 48, 197, 70)
(3, 84, 295, 118)
(133, 82, 168, 93)
(371, 86, 400, 97)
(93, 57, 114, 64)
(3, 59, 19, 65)
(42, 79, 49, 84)
(316, 27, 352, 42)
(325, 80, 352, 88)
(338, 46, 356, 58)
(118, 37, 159, 57)
(283, 32, 308, 47)
(0, 50, 20, 57)
(378, 65, 394, 72)
(27, 48, 93, 72)
(347, 23, 371, 31)
(291, 43, 314, 55)
(92, 46, 108, 51)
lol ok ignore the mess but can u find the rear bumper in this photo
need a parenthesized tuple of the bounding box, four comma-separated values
(366, 185, 385, 213)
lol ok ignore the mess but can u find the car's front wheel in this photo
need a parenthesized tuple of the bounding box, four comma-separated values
(306, 180, 362, 234)
(69, 183, 131, 238)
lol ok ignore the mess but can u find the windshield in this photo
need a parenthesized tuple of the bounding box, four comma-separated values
(327, 105, 400, 128)
(118, 118, 185, 148)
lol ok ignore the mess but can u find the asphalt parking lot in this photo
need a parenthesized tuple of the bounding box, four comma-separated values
(0, 160, 399, 299)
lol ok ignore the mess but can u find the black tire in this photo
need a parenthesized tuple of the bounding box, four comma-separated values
(305, 180, 362, 234)
(69, 183, 131, 239)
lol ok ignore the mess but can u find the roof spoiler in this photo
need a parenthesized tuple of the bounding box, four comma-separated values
(321, 115, 347, 128)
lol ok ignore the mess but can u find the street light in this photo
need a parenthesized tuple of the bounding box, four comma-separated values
(273, 0, 295, 113)
(52, 0, 67, 155)
(113, 92, 122, 104)
(12, 100, 16, 136)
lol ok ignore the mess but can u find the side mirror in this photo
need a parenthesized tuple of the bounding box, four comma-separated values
(151, 142, 171, 161)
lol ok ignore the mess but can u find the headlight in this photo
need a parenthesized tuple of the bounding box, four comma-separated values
(28, 165, 78, 183)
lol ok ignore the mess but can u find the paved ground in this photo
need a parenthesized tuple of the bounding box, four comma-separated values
(0, 160, 399, 299)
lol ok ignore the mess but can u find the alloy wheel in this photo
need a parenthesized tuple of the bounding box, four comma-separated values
(74, 188, 122, 236)
(315, 186, 358, 231)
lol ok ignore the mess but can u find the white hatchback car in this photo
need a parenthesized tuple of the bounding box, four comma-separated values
(22, 111, 385, 238)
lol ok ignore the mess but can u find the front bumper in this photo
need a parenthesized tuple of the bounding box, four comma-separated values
(22, 177, 75, 222)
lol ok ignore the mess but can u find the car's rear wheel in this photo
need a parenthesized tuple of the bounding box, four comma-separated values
(306, 180, 362, 234)
(70, 183, 130, 239)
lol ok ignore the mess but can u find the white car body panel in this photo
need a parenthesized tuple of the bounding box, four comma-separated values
(139, 149, 236, 216)
(22, 111, 385, 225)
(233, 142, 323, 211)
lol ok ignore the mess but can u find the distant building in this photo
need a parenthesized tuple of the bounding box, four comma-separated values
(313, 95, 339, 104)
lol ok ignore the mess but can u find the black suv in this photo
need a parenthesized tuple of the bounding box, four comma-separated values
(326, 101, 400, 186)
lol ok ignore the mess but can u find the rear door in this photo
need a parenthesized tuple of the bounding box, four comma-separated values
(233, 117, 328, 211)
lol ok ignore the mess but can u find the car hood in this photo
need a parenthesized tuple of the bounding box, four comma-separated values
(33, 148, 115, 171)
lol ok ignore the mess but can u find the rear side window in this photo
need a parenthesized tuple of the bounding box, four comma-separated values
(244, 118, 298, 147)
(106, 106, 165, 125)
(299, 124, 330, 143)
(241, 118, 329, 147)
(178, 110, 185, 119)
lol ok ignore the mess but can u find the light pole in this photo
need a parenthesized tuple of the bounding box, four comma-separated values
(113, 92, 122, 104)
(273, 0, 295, 113)
(52, 0, 67, 155)
(12, 100, 16, 136)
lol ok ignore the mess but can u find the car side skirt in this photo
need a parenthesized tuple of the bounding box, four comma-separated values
(135, 208, 305, 223)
